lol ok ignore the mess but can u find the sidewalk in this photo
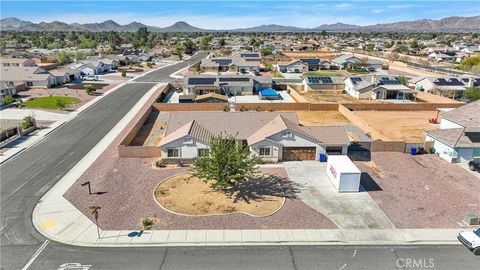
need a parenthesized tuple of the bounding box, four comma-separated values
(0, 61, 180, 165)
(32, 82, 465, 247)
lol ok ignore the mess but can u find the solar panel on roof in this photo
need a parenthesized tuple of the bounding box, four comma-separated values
(378, 77, 400, 85)
(240, 53, 259, 58)
(212, 59, 232, 65)
(219, 77, 250, 82)
(300, 58, 320, 65)
(350, 77, 362, 85)
(307, 76, 333, 84)
(188, 78, 216, 85)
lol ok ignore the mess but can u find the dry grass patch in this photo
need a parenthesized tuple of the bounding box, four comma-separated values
(155, 173, 287, 217)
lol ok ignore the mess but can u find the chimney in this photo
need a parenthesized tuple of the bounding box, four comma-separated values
(468, 77, 474, 88)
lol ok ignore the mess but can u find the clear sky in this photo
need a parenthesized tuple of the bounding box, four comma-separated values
(1, 1, 479, 29)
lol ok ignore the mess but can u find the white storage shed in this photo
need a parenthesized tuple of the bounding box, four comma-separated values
(326, 155, 361, 192)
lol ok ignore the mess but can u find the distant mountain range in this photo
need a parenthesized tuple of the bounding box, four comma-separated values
(1, 16, 479, 33)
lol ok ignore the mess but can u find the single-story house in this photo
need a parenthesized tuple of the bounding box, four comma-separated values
(0, 82, 17, 104)
(425, 101, 480, 163)
(344, 75, 416, 100)
(183, 75, 272, 96)
(299, 58, 320, 71)
(412, 77, 478, 100)
(1, 66, 56, 88)
(302, 76, 345, 91)
(158, 112, 350, 163)
(331, 55, 362, 69)
(200, 51, 261, 74)
(0, 57, 37, 67)
(276, 60, 308, 73)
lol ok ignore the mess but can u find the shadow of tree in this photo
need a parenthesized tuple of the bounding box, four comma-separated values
(224, 174, 303, 203)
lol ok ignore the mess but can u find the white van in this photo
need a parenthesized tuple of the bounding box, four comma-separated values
(458, 228, 480, 255)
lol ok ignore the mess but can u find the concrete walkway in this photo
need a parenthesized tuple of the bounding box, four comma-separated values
(283, 161, 395, 229)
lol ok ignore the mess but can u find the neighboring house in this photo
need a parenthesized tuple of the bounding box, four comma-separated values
(0, 66, 56, 88)
(331, 55, 362, 69)
(302, 76, 345, 91)
(0, 82, 17, 104)
(0, 57, 37, 67)
(276, 60, 308, 73)
(412, 77, 477, 100)
(49, 68, 71, 85)
(425, 101, 480, 163)
(86, 56, 118, 71)
(344, 75, 415, 100)
(158, 112, 350, 163)
(183, 75, 272, 96)
(299, 58, 321, 71)
(200, 51, 261, 74)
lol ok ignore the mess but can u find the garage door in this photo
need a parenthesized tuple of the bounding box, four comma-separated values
(282, 147, 316, 161)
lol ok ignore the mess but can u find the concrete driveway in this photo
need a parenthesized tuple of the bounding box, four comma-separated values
(284, 161, 394, 229)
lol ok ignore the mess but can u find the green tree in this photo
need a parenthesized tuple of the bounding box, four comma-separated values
(2, 96, 16, 104)
(398, 75, 407, 85)
(56, 99, 66, 110)
(459, 56, 480, 71)
(194, 62, 201, 74)
(190, 134, 259, 191)
(182, 38, 196, 55)
(84, 85, 96, 95)
(464, 87, 480, 101)
(21, 116, 35, 130)
(175, 45, 184, 60)
(55, 51, 72, 64)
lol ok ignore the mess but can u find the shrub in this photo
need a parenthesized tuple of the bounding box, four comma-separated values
(155, 159, 166, 168)
(176, 160, 184, 167)
(2, 96, 16, 105)
(141, 217, 154, 230)
(56, 99, 66, 110)
(21, 116, 35, 130)
(84, 85, 96, 95)
(121, 69, 127, 77)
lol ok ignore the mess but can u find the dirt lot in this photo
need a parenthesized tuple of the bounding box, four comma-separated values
(356, 152, 480, 228)
(282, 50, 338, 60)
(300, 91, 377, 104)
(296, 110, 350, 126)
(353, 110, 439, 142)
(155, 173, 284, 217)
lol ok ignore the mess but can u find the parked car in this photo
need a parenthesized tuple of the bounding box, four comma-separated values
(458, 228, 480, 255)
(468, 160, 480, 172)
(83, 75, 98, 81)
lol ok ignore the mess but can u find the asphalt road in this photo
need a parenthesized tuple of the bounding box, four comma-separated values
(23, 244, 480, 270)
(1, 51, 479, 270)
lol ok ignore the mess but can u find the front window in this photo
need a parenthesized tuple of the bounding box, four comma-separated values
(198, 148, 209, 157)
(474, 228, 480, 237)
(167, 148, 180, 158)
(259, 147, 271, 156)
